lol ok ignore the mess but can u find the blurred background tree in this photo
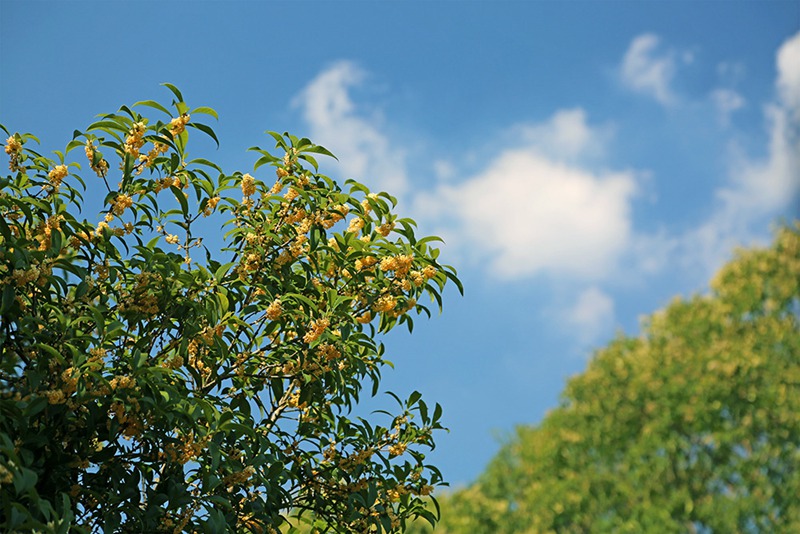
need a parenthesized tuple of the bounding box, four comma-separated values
(414, 223, 799, 533)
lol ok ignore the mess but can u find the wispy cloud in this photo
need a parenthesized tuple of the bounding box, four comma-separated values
(564, 287, 615, 345)
(710, 88, 745, 126)
(644, 31, 800, 278)
(620, 33, 679, 106)
(292, 61, 409, 197)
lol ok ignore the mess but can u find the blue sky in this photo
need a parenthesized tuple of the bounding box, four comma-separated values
(2, 1, 799, 487)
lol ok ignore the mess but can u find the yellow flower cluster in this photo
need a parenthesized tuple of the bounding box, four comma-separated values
(169, 114, 190, 137)
(187, 344, 212, 379)
(317, 342, 341, 361)
(165, 234, 180, 245)
(163, 354, 184, 370)
(138, 142, 169, 169)
(109, 375, 137, 391)
(318, 204, 350, 230)
(346, 217, 364, 235)
(153, 175, 181, 194)
(118, 272, 161, 316)
(303, 317, 330, 344)
(284, 187, 299, 202)
(266, 298, 282, 320)
(11, 266, 43, 286)
(355, 256, 378, 272)
(163, 432, 210, 465)
(359, 193, 379, 214)
(199, 324, 225, 345)
(408, 266, 437, 287)
(112, 194, 133, 216)
(386, 485, 408, 502)
(60, 367, 79, 395)
(356, 311, 372, 324)
(31, 215, 64, 252)
(287, 391, 307, 409)
(377, 222, 395, 237)
(4, 135, 23, 172)
(241, 173, 256, 197)
(374, 295, 397, 313)
(124, 122, 146, 158)
(338, 448, 374, 471)
(84, 140, 109, 177)
(4, 135, 21, 155)
(203, 196, 220, 216)
(45, 389, 66, 405)
(0, 464, 13, 486)
(380, 254, 414, 278)
(222, 465, 256, 488)
(47, 164, 68, 190)
(388, 442, 407, 457)
(110, 400, 143, 438)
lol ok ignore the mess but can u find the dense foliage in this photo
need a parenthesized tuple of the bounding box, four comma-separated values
(427, 224, 800, 533)
(0, 86, 461, 533)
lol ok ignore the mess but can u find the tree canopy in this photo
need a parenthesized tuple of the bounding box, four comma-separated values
(0, 86, 461, 533)
(428, 224, 799, 533)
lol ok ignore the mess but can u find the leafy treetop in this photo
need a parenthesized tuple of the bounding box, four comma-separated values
(421, 223, 800, 534)
(0, 84, 461, 533)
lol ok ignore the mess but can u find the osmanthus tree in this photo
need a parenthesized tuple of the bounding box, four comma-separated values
(0, 85, 461, 533)
(425, 224, 800, 534)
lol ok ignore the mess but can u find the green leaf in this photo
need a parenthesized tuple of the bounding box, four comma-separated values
(161, 82, 184, 103)
(169, 185, 189, 216)
(133, 100, 173, 116)
(191, 106, 219, 119)
(303, 144, 338, 160)
(1, 285, 15, 314)
(188, 122, 220, 148)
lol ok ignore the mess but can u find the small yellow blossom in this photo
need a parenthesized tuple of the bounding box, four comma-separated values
(388, 442, 407, 457)
(374, 295, 397, 313)
(4, 135, 21, 155)
(303, 317, 330, 344)
(85, 140, 109, 177)
(284, 187, 299, 202)
(48, 165, 69, 189)
(169, 114, 190, 137)
(124, 122, 146, 158)
(45, 389, 66, 405)
(266, 298, 282, 320)
(165, 234, 180, 245)
(203, 196, 220, 216)
(378, 222, 395, 237)
(241, 173, 256, 197)
(112, 194, 133, 216)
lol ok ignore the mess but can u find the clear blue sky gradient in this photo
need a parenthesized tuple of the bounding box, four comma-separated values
(2, 1, 799, 486)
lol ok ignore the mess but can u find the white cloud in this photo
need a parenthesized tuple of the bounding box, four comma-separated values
(433, 159, 456, 181)
(717, 61, 746, 85)
(644, 31, 800, 279)
(293, 61, 409, 197)
(710, 88, 745, 125)
(515, 108, 610, 162)
(717, 32, 800, 225)
(415, 110, 637, 280)
(777, 31, 800, 118)
(565, 287, 615, 344)
(620, 33, 678, 106)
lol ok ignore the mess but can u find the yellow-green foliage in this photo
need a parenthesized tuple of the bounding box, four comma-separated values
(0, 86, 460, 533)
(434, 224, 800, 533)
